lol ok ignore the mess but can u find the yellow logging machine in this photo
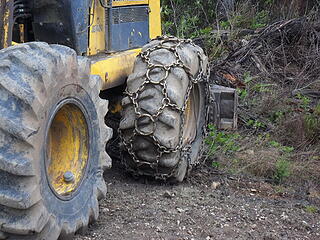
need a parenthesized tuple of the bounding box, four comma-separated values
(0, 0, 237, 239)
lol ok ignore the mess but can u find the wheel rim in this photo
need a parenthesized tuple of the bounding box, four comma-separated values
(183, 86, 200, 145)
(46, 100, 89, 198)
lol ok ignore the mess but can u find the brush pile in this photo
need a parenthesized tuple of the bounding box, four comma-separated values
(203, 17, 320, 184)
(212, 17, 320, 148)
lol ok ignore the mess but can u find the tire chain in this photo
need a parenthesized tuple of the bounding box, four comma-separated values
(119, 36, 212, 180)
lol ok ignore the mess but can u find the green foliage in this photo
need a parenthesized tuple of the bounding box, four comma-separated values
(315, 104, 320, 115)
(274, 185, 286, 194)
(209, 44, 228, 59)
(250, 10, 269, 29)
(199, 27, 213, 36)
(296, 93, 311, 110)
(231, 15, 250, 29)
(223, 4, 270, 30)
(305, 205, 319, 214)
(205, 125, 240, 157)
(304, 104, 320, 140)
(243, 72, 253, 84)
(237, 88, 248, 100)
(246, 119, 266, 129)
(305, 114, 320, 136)
(270, 110, 285, 123)
(269, 140, 281, 148)
(220, 20, 231, 30)
(161, 0, 216, 38)
(281, 146, 295, 154)
(264, 0, 274, 4)
(269, 141, 294, 153)
(274, 158, 291, 183)
(268, 140, 294, 183)
(162, 1, 271, 38)
(211, 161, 221, 168)
(252, 83, 275, 93)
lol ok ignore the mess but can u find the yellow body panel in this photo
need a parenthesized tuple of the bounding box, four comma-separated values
(89, 0, 161, 90)
(112, 0, 149, 7)
(47, 104, 89, 196)
(88, 0, 106, 55)
(90, 48, 141, 90)
(149, 0, 162, 39)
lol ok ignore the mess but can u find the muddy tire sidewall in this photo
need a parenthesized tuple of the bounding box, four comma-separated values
(37, 84, 100, 221)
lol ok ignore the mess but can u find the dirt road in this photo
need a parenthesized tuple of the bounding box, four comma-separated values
(75, 163, 320, 240)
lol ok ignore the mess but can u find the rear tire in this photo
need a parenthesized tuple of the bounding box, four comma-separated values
(119, 37, 209, 182)
(0, 43, 112, 239)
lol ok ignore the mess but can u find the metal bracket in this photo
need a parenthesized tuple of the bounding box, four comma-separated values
(208, 84, 238, 130)
(99, 0, 112, 8)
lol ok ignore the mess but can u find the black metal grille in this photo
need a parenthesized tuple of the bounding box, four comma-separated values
(112, 6, 149, 24)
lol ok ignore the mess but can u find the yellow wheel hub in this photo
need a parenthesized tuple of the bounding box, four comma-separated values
(46, 103, 89, 197)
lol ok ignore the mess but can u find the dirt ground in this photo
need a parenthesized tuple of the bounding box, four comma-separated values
(75, 162, 320, 240)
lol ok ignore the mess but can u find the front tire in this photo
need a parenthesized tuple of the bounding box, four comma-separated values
(119, 36, 209, 182)
(0, 43, 112, 239)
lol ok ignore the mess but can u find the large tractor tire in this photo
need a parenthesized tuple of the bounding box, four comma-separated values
(119, 36, 210, 182)
(0, 43, 112, 239)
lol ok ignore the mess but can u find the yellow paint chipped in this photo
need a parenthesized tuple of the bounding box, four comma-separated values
(90, 48, 141, 90)
(88, 0, 105, 55)
(47, 104, 89, 196)
(3, 0, 11, 48)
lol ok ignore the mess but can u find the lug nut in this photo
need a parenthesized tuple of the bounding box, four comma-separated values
(63, 171, 74, 183)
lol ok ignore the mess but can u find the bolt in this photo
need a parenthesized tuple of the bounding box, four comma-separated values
(63, 171, 74, 183)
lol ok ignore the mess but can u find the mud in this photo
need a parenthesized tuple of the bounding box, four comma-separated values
(75, 162, 320, 240)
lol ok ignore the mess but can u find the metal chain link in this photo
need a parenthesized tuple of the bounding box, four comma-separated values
(120, 36, 212, 180)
